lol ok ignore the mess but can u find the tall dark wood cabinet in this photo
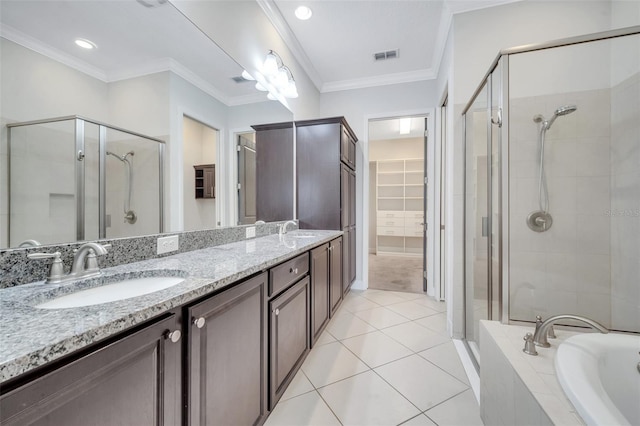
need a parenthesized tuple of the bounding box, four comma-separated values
(0, 314, 182, 426)
(187, 273, 268, 426)
(252, 122, 294, 222)
(296, 117, 357, 292)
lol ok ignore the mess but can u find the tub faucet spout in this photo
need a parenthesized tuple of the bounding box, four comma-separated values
(533, 314, 608, 348)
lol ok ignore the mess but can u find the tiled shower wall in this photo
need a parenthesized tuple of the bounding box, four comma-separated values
(610, 71, 640, 332)
(509, 88, 612, 327)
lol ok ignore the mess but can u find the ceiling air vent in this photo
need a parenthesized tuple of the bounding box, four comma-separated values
(373, 49, 399, 61)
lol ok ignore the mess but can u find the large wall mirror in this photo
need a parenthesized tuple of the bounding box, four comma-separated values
(0, 0, 294, 250)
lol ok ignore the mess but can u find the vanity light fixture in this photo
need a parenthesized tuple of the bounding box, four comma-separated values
(295, 5, 313, 20)
(75, 38, 97, 50)
(399, 118, 411, 135)
(243, 50, 298, 101)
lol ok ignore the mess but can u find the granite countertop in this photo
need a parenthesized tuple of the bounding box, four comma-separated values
(0, 230, 342, 383)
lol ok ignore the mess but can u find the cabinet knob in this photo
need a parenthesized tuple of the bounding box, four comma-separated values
(274, 308, 280, 316)
(192, 317, 206, 329)
(290, 267, 298, 274)
(164, 329, 182, 343)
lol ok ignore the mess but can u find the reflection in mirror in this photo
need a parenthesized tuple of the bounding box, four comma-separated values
(0, 0, 293, 249)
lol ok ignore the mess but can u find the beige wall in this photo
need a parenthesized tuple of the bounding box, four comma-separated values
(182, 116, 217, 232)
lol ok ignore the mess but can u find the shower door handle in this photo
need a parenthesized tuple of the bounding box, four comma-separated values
(491, 108, 502, 128)
(482, 216, 489, 237)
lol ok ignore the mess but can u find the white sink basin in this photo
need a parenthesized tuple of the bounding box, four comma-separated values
(36, 276, 185, 309)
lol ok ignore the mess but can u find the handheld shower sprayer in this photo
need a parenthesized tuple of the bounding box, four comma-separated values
(527, 105, 578, 232)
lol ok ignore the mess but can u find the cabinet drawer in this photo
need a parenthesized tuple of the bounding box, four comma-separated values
(405, 218, 423, 228)
(377, 217, 404, 228)
(269, 253, 309, 297)
(404, 227, 424, 237)
(377, 226, 405, 236)
(378, 210, 405, 219)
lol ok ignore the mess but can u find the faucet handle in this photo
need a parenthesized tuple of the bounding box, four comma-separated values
(84, 244, 110, 272)
(27, 251, 65, 283)
(523, 332, 538, 356)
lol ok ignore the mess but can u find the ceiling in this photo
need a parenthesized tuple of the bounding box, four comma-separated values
(0, 0, 262, 106)
(0, 0, 522, 106)
(265, 0, 522, 92)
(369, 116, 426, 140)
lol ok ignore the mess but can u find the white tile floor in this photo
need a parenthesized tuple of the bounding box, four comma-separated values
(265, 289, 485, 426)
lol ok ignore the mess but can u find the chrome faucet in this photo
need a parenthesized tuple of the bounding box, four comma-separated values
(523, 314, 609, 355)
(279, 220, 297, 236)
(28, 242, 110, 283)
(70, 242, 110, 279)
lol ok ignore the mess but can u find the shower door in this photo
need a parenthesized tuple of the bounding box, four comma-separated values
(463, 58, 504, 366)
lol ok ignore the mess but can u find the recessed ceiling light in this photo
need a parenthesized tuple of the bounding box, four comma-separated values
(399, 118, 411, 135)
(295, 6, 312, 20)
(75, 38, 96, 50)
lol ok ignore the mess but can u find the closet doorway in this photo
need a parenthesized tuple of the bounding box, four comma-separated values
(368, 116, 427, 293)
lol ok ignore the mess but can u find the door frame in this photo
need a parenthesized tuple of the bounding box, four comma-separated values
(361, 109, 437, 296)
(173, 107, 225, 231)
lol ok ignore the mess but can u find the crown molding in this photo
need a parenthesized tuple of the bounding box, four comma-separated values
(1, 25, 108, 82)
(256, 0, 324, 91)
(0, 26, 279, 107)
(227, 92, 273, 107)
(321, 68, 436, 93)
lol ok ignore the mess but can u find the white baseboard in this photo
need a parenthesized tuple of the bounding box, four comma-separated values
(452, 339, 480, 404)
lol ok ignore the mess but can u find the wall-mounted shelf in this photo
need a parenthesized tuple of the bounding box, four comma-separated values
(194, 164, 215, 199)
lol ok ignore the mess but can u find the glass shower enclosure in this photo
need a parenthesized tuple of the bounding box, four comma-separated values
(7, 116, 164, 247)
(463, 26, 640, 367)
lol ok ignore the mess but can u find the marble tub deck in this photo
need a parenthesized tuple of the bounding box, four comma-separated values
(0, 230, 342, 383)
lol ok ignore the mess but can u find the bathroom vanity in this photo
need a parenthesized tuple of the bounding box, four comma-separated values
(0, 230, 344, 425)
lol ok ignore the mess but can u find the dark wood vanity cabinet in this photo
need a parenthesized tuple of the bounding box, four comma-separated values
(269, 276, 310, 409)
(186, 272, 268, 426)
(0, 314, 182, 426)
(252, 122, 294, 222)
(329, 237, 344, 316)
(296, 117, 358, 290)
(310, 244, 330, 345)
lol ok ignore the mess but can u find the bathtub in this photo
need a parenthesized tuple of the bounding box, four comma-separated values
(555, 333, 640, 426)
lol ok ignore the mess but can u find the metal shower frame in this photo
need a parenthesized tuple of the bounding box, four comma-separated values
(461, 25, 640, 369)
(7, 115, 165, 243)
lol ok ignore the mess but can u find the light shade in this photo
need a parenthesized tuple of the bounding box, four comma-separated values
(241, 70, 255, 81)
(295, 6, 312, 20)
(263, 52, 279, 77)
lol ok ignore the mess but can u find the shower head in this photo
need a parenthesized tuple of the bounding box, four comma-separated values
(545, 104, 577, 130)
(554, 105, 577, 117)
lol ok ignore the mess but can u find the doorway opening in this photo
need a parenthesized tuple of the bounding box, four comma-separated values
(182, 115, 218, 231)
(368, 115, 427, 293)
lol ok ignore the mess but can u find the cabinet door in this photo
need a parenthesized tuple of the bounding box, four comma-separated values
(270, 277, 310, 409)
(349, 168, 356, 227)
(349, 226, 357, 284)
(342, 228, 351, 296)
(203, 167, 215, 198)
(310, 244, 329, 345)
(329, 237, 344, 317)
(341, 126, 356, 170)
(341, 163, 350, 229)
(188, 273, 268, 426)
(255, 125, 294, 222)
(0, 315, 182, 426)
